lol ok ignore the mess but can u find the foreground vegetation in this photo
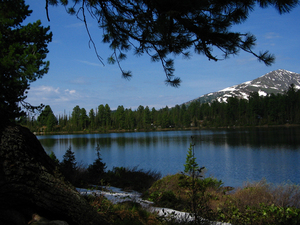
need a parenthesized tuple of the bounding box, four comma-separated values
(51, 144, 300, 225)
(20, 85, 300, 133)
(146, 174, 300, 225)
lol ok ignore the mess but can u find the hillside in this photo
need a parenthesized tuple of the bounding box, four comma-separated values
(185, 69, 300, 105)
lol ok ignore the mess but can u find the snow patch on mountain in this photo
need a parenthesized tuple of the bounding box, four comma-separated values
(258, 90, 267, 96)
(220, 86, 237, 92)
(185, 69, 300, 105)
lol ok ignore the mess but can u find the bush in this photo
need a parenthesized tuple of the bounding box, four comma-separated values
(213, 179, 300, 224)
(201, 177, 224, 190)
(146, 173, 223, 213)
(216, 202, 300, 225)
(146, 175, 300, 224)
(87, 195, 162, 225)
(149, 190, 182, 209)
(233, 179, 300, 208)
(105, 166, 161, 192)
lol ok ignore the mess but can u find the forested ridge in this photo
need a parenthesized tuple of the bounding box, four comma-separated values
(20, 84, 300, 132)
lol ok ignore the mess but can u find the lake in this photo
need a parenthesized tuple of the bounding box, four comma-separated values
(37, 127, 300, 188)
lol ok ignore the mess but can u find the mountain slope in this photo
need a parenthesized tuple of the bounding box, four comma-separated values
(186, 69, 300, 104)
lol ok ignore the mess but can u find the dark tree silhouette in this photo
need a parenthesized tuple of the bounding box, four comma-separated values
(47, 0, 299, 86)
(0, 0, 52, 125)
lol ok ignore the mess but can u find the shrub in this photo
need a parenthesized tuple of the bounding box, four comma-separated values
(213, 179, 300, 224)
(234, 179, 300, 208)
(105, 166, 161, 192)
(271, 182, 300, 208)
(149, 190, 181, 209)
(216, 202, 300, 225)
(88, 195, 162, 225)
(201, 177, 224, 190)
(146, 173, 223, 214)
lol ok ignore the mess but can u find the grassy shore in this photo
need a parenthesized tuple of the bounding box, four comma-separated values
(63, 162, 300, 225)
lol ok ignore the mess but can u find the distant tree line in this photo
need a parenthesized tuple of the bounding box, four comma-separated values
(20, 84, 300, 132)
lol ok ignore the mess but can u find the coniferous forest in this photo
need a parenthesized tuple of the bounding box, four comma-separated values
(20, 85, 300, 133)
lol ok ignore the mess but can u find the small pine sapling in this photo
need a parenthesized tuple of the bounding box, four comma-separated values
(183, 137, 207, 224)
(88, 144, 107, 182)
(184, 137, 205, 179)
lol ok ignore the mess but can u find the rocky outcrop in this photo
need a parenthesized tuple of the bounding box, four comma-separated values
(0, 125, 108, 225)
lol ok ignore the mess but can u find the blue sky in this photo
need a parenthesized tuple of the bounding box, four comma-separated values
(24, 1, 300, 116)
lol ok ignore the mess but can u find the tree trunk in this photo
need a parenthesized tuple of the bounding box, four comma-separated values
(0, 125, 108, 225)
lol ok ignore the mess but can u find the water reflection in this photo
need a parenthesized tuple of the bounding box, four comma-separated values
(40, 138, 57, 148)
(37, 127, 300, 187)
(222, 127, 300, 149)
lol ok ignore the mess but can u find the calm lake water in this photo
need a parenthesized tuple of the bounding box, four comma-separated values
(37, 127, 300, 187)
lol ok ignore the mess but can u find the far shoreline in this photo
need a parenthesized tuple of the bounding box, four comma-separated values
(33, 123, 300, 136)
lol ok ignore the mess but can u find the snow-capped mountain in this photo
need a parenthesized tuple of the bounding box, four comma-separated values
(186, 69, 300, 104)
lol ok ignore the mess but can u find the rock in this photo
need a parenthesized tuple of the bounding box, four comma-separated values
(0, 125, 108, 225)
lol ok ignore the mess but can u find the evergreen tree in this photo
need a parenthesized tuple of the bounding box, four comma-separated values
(88, 144, 107, 181)
(226, 97, 239, 125)
(104, 104, 111, 127)
(88, 108, 95, 129)
(183, 138, 206, 223)
(136, 105, 144, 128)
(96, 104, 105, 127)
(184, 142, 199, 175)
(160, 106, 171, 128)
(46, 113, 57, 131)
(37, 105, 57, 128)
(125, 108, 135, 130)
(61, 146, 77, 169)
(172, 105, 181, 127)
(1, 0, 52, 125)
(52, 88, 300, 131)
(151, 107, 157, 127)
(71, 105, 81, 130)
(180, 104, 190, 127)
(37, 105, 51, 126)
(58, 110, 68, 128)
(249, 92, 263, 125)
(60, 146, 77, 182)
(143, 106, 151, 128)
(114, 105, 125, 129)
(286, 84, 298, 123)
(79, 107, 88, 130)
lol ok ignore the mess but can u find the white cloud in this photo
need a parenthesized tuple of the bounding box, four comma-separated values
(65, 89, 76, 95)
(30, 85, 60, 95)
(27, 85, 80, 106)
(78, 60, 102, 67)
